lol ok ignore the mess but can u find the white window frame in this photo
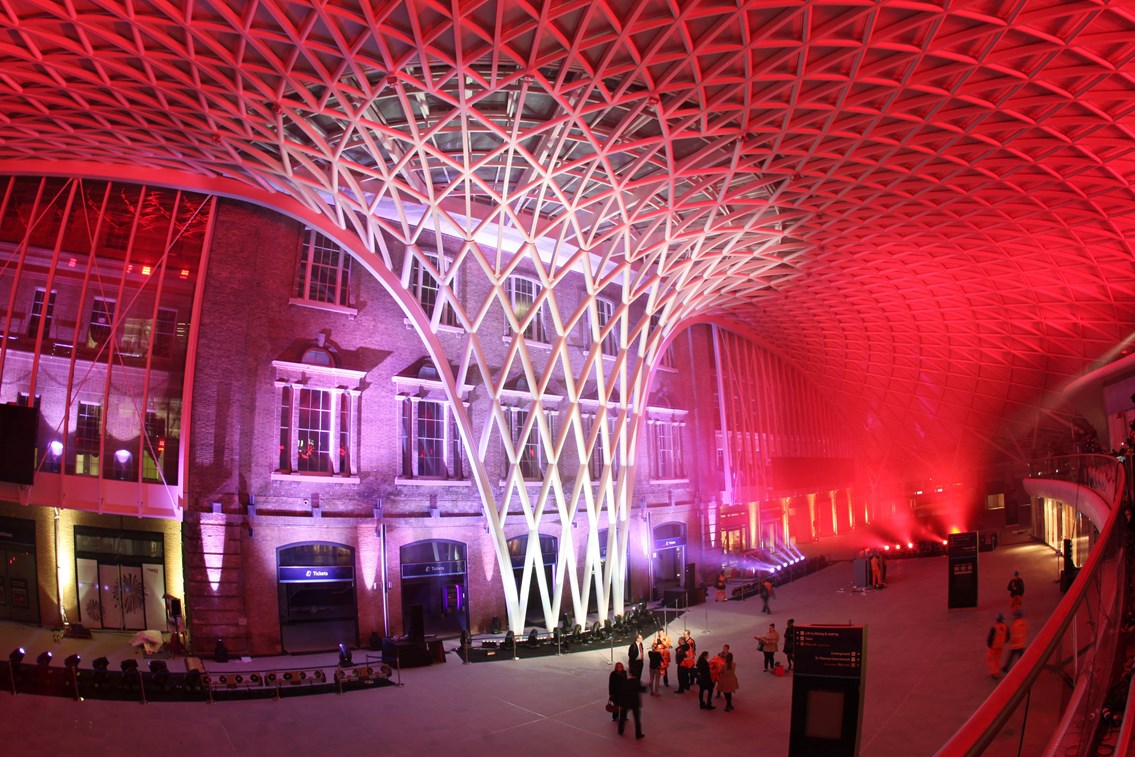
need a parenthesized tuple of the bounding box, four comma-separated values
(648, 413, 687, 482)
(409, 250, 460, 330)
(291, 228, 357, 315)
(506, 275, 547, 343)
(582, 412, 619, 481)
(498, 383, 562, 483)
(75, 400, 102, 476)
(392, 369, 472, 485)
(397, 397, 467, 481)
(273, 359, 365, 482)
(508, 407, 547, 480)
(87, 297, 116, 349)
(650, 313, 676, 370)
(27, 287, 56, 341)
(594, 297, 618, 357)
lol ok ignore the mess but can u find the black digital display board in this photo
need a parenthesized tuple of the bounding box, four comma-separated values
(947, 531, 979, 609)
(790, 625, 866, 757)
(794, 625, 865, 678)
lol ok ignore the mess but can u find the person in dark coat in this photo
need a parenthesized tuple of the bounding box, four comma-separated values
(627, 632, 645, 681)
(783, 618, 797, 671)
(696, 651, 716, 710)
(674, 637, 691, 693)
(1007, 571, 1025, 612)
(608, 662, 627, 721)
(616, 667, 645, 738)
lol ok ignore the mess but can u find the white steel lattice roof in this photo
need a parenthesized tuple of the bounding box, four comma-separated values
(3, 1, 1135, 477)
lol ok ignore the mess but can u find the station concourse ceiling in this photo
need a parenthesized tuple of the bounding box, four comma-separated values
(2, 1, 1135, 483)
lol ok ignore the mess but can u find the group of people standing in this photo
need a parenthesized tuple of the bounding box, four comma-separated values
(755, 618, 797, 673)
(985, 570, 1029, 680)
(608, 626, 755, 736)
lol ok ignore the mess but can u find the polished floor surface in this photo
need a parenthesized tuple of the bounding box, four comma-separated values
(0, 525, 1062, 757)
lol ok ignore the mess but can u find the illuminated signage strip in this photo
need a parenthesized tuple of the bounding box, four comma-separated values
(401, 560, 467, 578)
(277, 566, 354, 583)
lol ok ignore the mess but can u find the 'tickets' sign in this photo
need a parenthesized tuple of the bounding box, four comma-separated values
(277, 566, 354, 583)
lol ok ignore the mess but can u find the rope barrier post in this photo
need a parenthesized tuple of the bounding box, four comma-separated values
(137, 667, 147, 705)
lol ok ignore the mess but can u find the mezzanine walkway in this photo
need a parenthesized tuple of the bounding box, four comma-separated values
(0, 528, 1063, 757)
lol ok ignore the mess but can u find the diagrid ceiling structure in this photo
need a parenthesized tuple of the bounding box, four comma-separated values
(3, 0, 1135, 486)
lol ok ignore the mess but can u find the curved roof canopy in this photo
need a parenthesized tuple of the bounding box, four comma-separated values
(3, 0, 1135, 479)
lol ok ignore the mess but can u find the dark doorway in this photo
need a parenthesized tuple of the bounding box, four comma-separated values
(399, 540, 468, 638)
(652, 522, 687, 599)
(507, 534, 557, 627)
(277, 542, 357, 653)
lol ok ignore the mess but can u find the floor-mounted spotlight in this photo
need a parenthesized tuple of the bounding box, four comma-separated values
(92, 656, 110, 688)
(64, 654, 82, 700)
(6, 647, 25, 695)
(338, 642, 353, 667)
(36, 651, 53, 668)
(149, 660, 170, 689)
(120, 658, 140, 689)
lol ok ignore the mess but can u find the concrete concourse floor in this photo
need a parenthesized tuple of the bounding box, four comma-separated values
(0, 529, 1062, 757)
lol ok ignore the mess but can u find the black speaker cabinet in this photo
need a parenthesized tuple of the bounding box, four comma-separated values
(407, 604, 425, 640)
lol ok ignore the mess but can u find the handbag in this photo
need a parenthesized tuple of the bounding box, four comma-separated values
(605, 700, 618, 713)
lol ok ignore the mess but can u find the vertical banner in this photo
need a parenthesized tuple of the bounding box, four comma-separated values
(947, 531, 979, 609)
(789, 625, 867, 757)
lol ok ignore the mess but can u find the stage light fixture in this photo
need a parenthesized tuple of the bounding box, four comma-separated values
(91, 656, 109, 671)
(184, 668, 201, 691)
(120, 659, 139, 673)
(338, 642, 353, 667)
(149, 660, 170, 688)
(36, 651, 53, 667)
(8, 648, 25, 666)
(64, 654, 81, 670)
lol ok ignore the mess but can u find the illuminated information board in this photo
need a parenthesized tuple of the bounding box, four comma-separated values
(794, 625, 864, 678)
(789, 625, 866, 757)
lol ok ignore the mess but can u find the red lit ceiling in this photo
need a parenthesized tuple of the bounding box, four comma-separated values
(2, 1, 1135, 479)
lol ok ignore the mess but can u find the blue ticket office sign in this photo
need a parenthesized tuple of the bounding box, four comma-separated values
(947, 531, 979, 609)
(789, 624, 866, 757)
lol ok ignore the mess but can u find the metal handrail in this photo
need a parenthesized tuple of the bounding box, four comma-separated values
(936, 454, 1126, 757)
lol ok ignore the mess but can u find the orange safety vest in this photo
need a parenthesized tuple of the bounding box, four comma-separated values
(988, 622, 1008, 648)
(1008, 618, 1027, 649)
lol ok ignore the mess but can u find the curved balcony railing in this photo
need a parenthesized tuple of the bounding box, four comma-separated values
(937, 454, 1129, 756)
